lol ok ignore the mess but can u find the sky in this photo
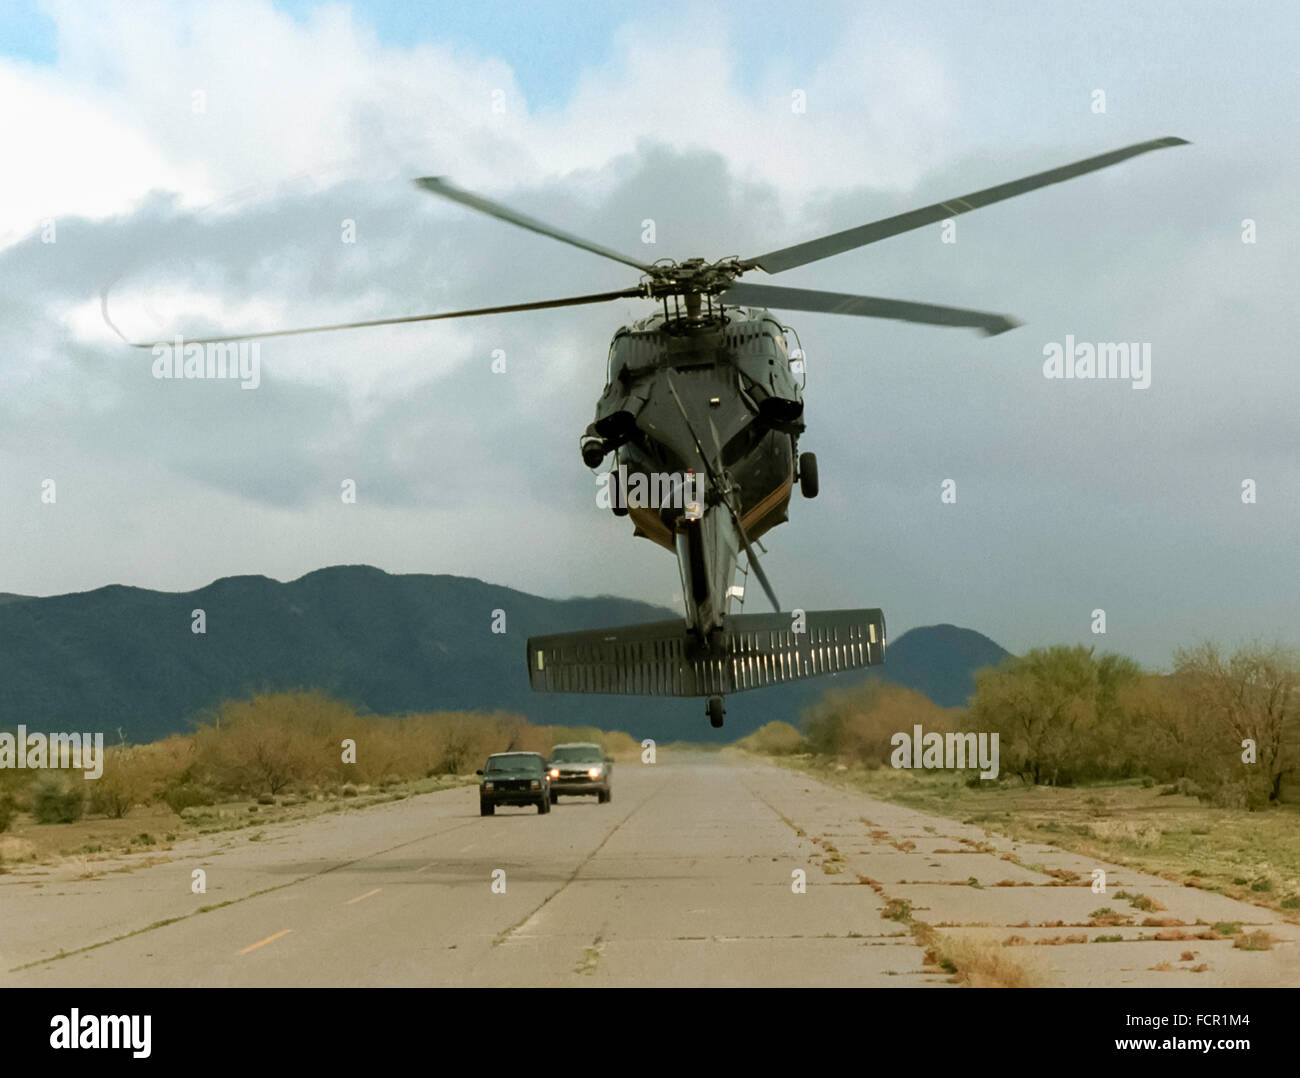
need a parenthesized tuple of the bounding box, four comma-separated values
(0, 0, 1296, 670)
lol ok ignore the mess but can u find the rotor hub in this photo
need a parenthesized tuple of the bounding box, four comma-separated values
(642, 257, 744, 301)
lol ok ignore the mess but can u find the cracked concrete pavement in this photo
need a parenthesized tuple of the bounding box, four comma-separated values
(2, 756, 1295, 986)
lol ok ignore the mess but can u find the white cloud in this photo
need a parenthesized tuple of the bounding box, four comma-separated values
(1, 1, 1295, 671)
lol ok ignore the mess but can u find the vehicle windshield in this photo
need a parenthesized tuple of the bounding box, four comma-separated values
(486, 754, 541, 773)
(550, 746, 602, 763)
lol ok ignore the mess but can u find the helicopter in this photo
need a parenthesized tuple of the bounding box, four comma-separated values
(113, 136, 1187, 728)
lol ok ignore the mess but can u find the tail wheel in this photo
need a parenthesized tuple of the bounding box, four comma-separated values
(707, 696, 725, 728)
(799, 452, 819, 499)
(480, 802, 494, 816)
(538, 797, 550, 814)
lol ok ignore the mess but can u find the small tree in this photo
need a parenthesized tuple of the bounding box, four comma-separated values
(88, 745, 155, 818)
(969, 646, 1139, 786)
(1173, 642, 1299, 806)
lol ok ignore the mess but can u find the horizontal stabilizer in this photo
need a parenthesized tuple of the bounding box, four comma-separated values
(526, 609, 885, 697)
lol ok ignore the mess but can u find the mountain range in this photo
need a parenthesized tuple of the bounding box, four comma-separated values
(0, 565, 1009, 743)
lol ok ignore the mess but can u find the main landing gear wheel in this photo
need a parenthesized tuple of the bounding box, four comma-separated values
(707, 696, 725, 728)
(799, 452, 819, 498)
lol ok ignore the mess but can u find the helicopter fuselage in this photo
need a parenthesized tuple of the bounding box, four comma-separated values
(129, 139, 1187, 728)
(583, 305, 806, 639)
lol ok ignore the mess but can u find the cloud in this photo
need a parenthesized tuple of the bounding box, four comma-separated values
(0, 1, 1296, 671)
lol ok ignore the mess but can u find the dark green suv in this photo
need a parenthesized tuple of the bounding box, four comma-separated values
(477, 751, 551, 815)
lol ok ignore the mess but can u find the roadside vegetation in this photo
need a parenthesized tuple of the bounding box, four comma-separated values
(0, 692, 641, 866)
(737, 641, 1300, 915)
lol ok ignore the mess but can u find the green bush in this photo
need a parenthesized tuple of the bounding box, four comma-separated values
(31, 775, 86, 824)
(161, 782, 217, 814)
(0, 792, 17, 832)
(88, 783, 134, 819)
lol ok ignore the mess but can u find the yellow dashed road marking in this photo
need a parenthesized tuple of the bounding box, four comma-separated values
(346, 888, 382, 905)
(239, 929, 292, 955)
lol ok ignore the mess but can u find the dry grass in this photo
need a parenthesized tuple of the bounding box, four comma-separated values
(1233, 930, 1278, 951)
(1115, 890, 1165, 912)
(1087, 908, 1134, 927)
(774, 760, 1300, 918)
(927, 932, 1043, 987)
(880, 898, 912, 922)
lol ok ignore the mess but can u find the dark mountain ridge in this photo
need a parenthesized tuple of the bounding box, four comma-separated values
(0, 565, 1008, 743)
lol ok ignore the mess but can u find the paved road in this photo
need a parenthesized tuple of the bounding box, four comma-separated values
(3, 757, 1296, 986)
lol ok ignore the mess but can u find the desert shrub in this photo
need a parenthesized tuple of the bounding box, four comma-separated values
(803, 681, 958, 767)
(737, 721, 807, 756)
(87, 745, 160, 818)
(93, 691, 649, 801)
(969, 646, 1140, 786)
(0, 792, 16, 832)
(194, 691, 356, 795)
(161, 781, 217, 814)
(31, 774, 85, 823)
(1170, 642, 1299, 807)
(1120, 644, 1300, 807)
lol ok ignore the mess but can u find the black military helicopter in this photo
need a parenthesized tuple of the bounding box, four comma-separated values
(116, 136, 1186, 727)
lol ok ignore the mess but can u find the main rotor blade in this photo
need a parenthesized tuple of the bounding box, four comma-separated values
(414, 176, 656, 274)
(742, 136, 1189, 274)
(105, 288, 644, 348)
(723, 282, 1020, 336)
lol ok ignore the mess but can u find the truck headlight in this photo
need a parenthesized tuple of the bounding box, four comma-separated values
(588, 767, 601, 779)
